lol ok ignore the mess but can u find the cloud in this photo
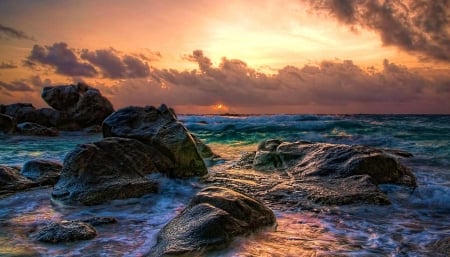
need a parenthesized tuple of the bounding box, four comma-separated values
(25, 43, 151, 79)
(104, 50, 449, 114)
(0, 79, 34, 92)
(80, 48, 150, 78)
(26, 42, 98, 77)
(0, 24, 35, 41)
(306, 0, 450, 62)
(0, 61, 18, 69)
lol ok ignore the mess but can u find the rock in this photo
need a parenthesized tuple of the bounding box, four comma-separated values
(205, 140, 416, 209)
(16, 122, 59, 136)
(0, 113, 16, 134)
(0, 103, 56, 127)
(41, 82, 114, 127)
(0, 165, 36, 195)
(148, 186, 276, 256)
(253, 140, 416, 187)
(20, 159, 62, 186)
(102, 105, 207, 178)
(32, 220, 97, 243)
(51, 137, 168, 205)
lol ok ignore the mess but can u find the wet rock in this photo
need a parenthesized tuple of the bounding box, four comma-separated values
(148, 186, 276, 256)
(41, 82, 114, 128)
(16, 122, 59, 136)
(253, 140, 416, 187)
(102, 105, 207, 178)
(51, 137, 167, 205)
(0, 165, 36, 195)
(0, 113, 16, 134)
(32, 220, 97, 243)
(206, 140, 416, 209)
(20, 159, 62, 186)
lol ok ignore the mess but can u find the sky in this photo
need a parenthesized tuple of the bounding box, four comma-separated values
(0, 0, 449, 114)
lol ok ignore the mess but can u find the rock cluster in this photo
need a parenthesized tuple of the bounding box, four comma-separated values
(206, 139, 417, 209)
(0, 82, 114, 136)
(52, 104, 209, 205)
(0, 160, 62, 195)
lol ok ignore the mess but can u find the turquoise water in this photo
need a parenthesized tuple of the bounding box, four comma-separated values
(0, 115, 449, 256)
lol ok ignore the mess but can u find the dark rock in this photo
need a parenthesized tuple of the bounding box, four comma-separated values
(20, 159, 62, 186)
(51, 137, 167, 205)
(82, 125, 102, 133)
(0, 103, 58, 127)
(32, 220, 97, 243)
(41, 83, 114, 127)
(0, 165, 36, 195)
(254, 140, 416, 187)
(0, 103, 36, 122)
(0, 113, 16, 134)
(205, 140, 416, 209)
(16, 122, 59, 137)
(148, 186, 276, 256)
(102, 105, 207, 178)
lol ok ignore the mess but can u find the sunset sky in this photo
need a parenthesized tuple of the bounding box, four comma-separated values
(0, 0, 449, 114)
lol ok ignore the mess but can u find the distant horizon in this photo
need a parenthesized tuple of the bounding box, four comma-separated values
(1, 1, 449, 114)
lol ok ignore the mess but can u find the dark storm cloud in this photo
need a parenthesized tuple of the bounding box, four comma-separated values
(0, 80, 34, 92)
(0, 24, 35, 41)
(307, 0, 450, 62)
(0, 61, 18, 69)
(26, 43, 150, 79)
(26, 42, 98, 77)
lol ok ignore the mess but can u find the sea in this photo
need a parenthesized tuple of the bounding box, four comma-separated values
(0, 114, 449, 256)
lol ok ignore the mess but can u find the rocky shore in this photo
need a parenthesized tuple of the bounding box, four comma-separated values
(2, 84, 447, 256)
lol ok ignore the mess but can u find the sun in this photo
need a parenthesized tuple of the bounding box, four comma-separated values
(217, 104, 223, 110)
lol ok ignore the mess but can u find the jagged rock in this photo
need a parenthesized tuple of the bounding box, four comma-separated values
(20, 159, 62, 186)
(0, 165, 36, 195)
(51, 137, 169, 205)
(32, 220, 97, 243)
(147, 187, 276, 256)
(16, 122, 59, 136)
(192, 134, 219, 159)
(102, 105, 207, 178)
(76, 216, 117, 226)
(0, 113, 16, 134)
(41, 83, 114, 128)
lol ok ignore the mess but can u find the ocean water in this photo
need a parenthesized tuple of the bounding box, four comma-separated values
(0, 115, 449, 256)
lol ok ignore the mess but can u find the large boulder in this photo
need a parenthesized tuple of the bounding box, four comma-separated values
(102, 105, 207, 178)
(205, 140, 416, 209)
(0, 113, 16, 134)
(20, 159, 62, 186)
(41, 82, 114, 128)
(0, 165, 36, 195)
(51, 137, 170, 205)
(148, 187, 276, 256)
(16, 122, 59, 136)
(254, 140, 416, 187)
